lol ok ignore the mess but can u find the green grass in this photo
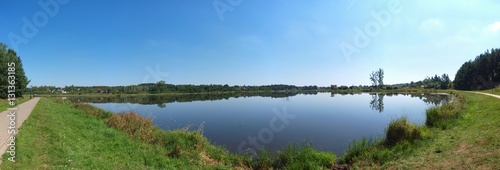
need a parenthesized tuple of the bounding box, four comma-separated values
(0, 97, 31, 111)
(342, 91, 500, 169)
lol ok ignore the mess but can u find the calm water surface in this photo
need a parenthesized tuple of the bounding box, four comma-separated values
(74, 92, 448, 156)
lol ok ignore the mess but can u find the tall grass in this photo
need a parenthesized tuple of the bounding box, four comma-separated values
(340, 137, 380, 164)
(425, 92, 467, 128)
(106, 112, 157, 143)
(253, 143, 337, 169)
(385, 117, 422, 146)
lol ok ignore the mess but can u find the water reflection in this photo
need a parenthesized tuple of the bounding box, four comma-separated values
(369, 93, 385, 112)
(367, 93, 450, 112)
(66, 92, 450, 111)
(65, 92, 306, 105)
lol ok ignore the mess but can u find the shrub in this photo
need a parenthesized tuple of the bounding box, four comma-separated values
(385, 117, 422, 146)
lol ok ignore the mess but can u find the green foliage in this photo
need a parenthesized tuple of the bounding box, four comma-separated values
(0, 42, 30, 99)
(454, 48, 500, 90)
(385, 117, 422, 146)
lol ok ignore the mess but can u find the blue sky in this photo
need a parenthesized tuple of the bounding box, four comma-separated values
(1, 0, 499, 87)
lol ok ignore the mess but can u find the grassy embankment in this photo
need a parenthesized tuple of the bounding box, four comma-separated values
(1, 97, 336, 169)
(342, 91, 500, 169)
(0, 97, 31, 111)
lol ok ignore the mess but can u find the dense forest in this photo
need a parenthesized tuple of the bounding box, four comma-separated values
(454, 48, 500, 90)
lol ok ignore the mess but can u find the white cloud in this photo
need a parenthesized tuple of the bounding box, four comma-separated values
(488, 22, 500, 32)
(481, 21, 500, 37)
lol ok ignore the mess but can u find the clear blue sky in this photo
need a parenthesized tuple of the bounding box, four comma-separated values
(1, 0, 499, 87)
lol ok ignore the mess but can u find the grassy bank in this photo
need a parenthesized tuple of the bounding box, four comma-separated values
(343, 91, 500, 169)
(1, 98, 337, 169)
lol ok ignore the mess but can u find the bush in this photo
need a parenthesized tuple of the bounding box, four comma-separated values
(385, 117, 422, 146)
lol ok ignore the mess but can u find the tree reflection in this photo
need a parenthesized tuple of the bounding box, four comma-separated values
(65, 91, 314, 106)
(367, 93, 450, 113)
(369, 93, 385, 112)
(418, 94, 451, 106)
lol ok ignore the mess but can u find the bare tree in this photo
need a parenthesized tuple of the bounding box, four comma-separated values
(370, 68, 384, 88)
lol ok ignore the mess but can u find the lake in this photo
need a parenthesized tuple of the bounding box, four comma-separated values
(67, 92, 449, 156)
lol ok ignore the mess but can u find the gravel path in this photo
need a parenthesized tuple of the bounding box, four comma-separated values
(472, 92, 500, 99)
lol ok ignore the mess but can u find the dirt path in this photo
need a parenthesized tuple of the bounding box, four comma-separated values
(0, 97, 40, 164)
(472, 91, 500, 99)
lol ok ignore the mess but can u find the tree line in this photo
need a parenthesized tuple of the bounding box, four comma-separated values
(30, 81, 328, 95)
(453, 48, 500, 90)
